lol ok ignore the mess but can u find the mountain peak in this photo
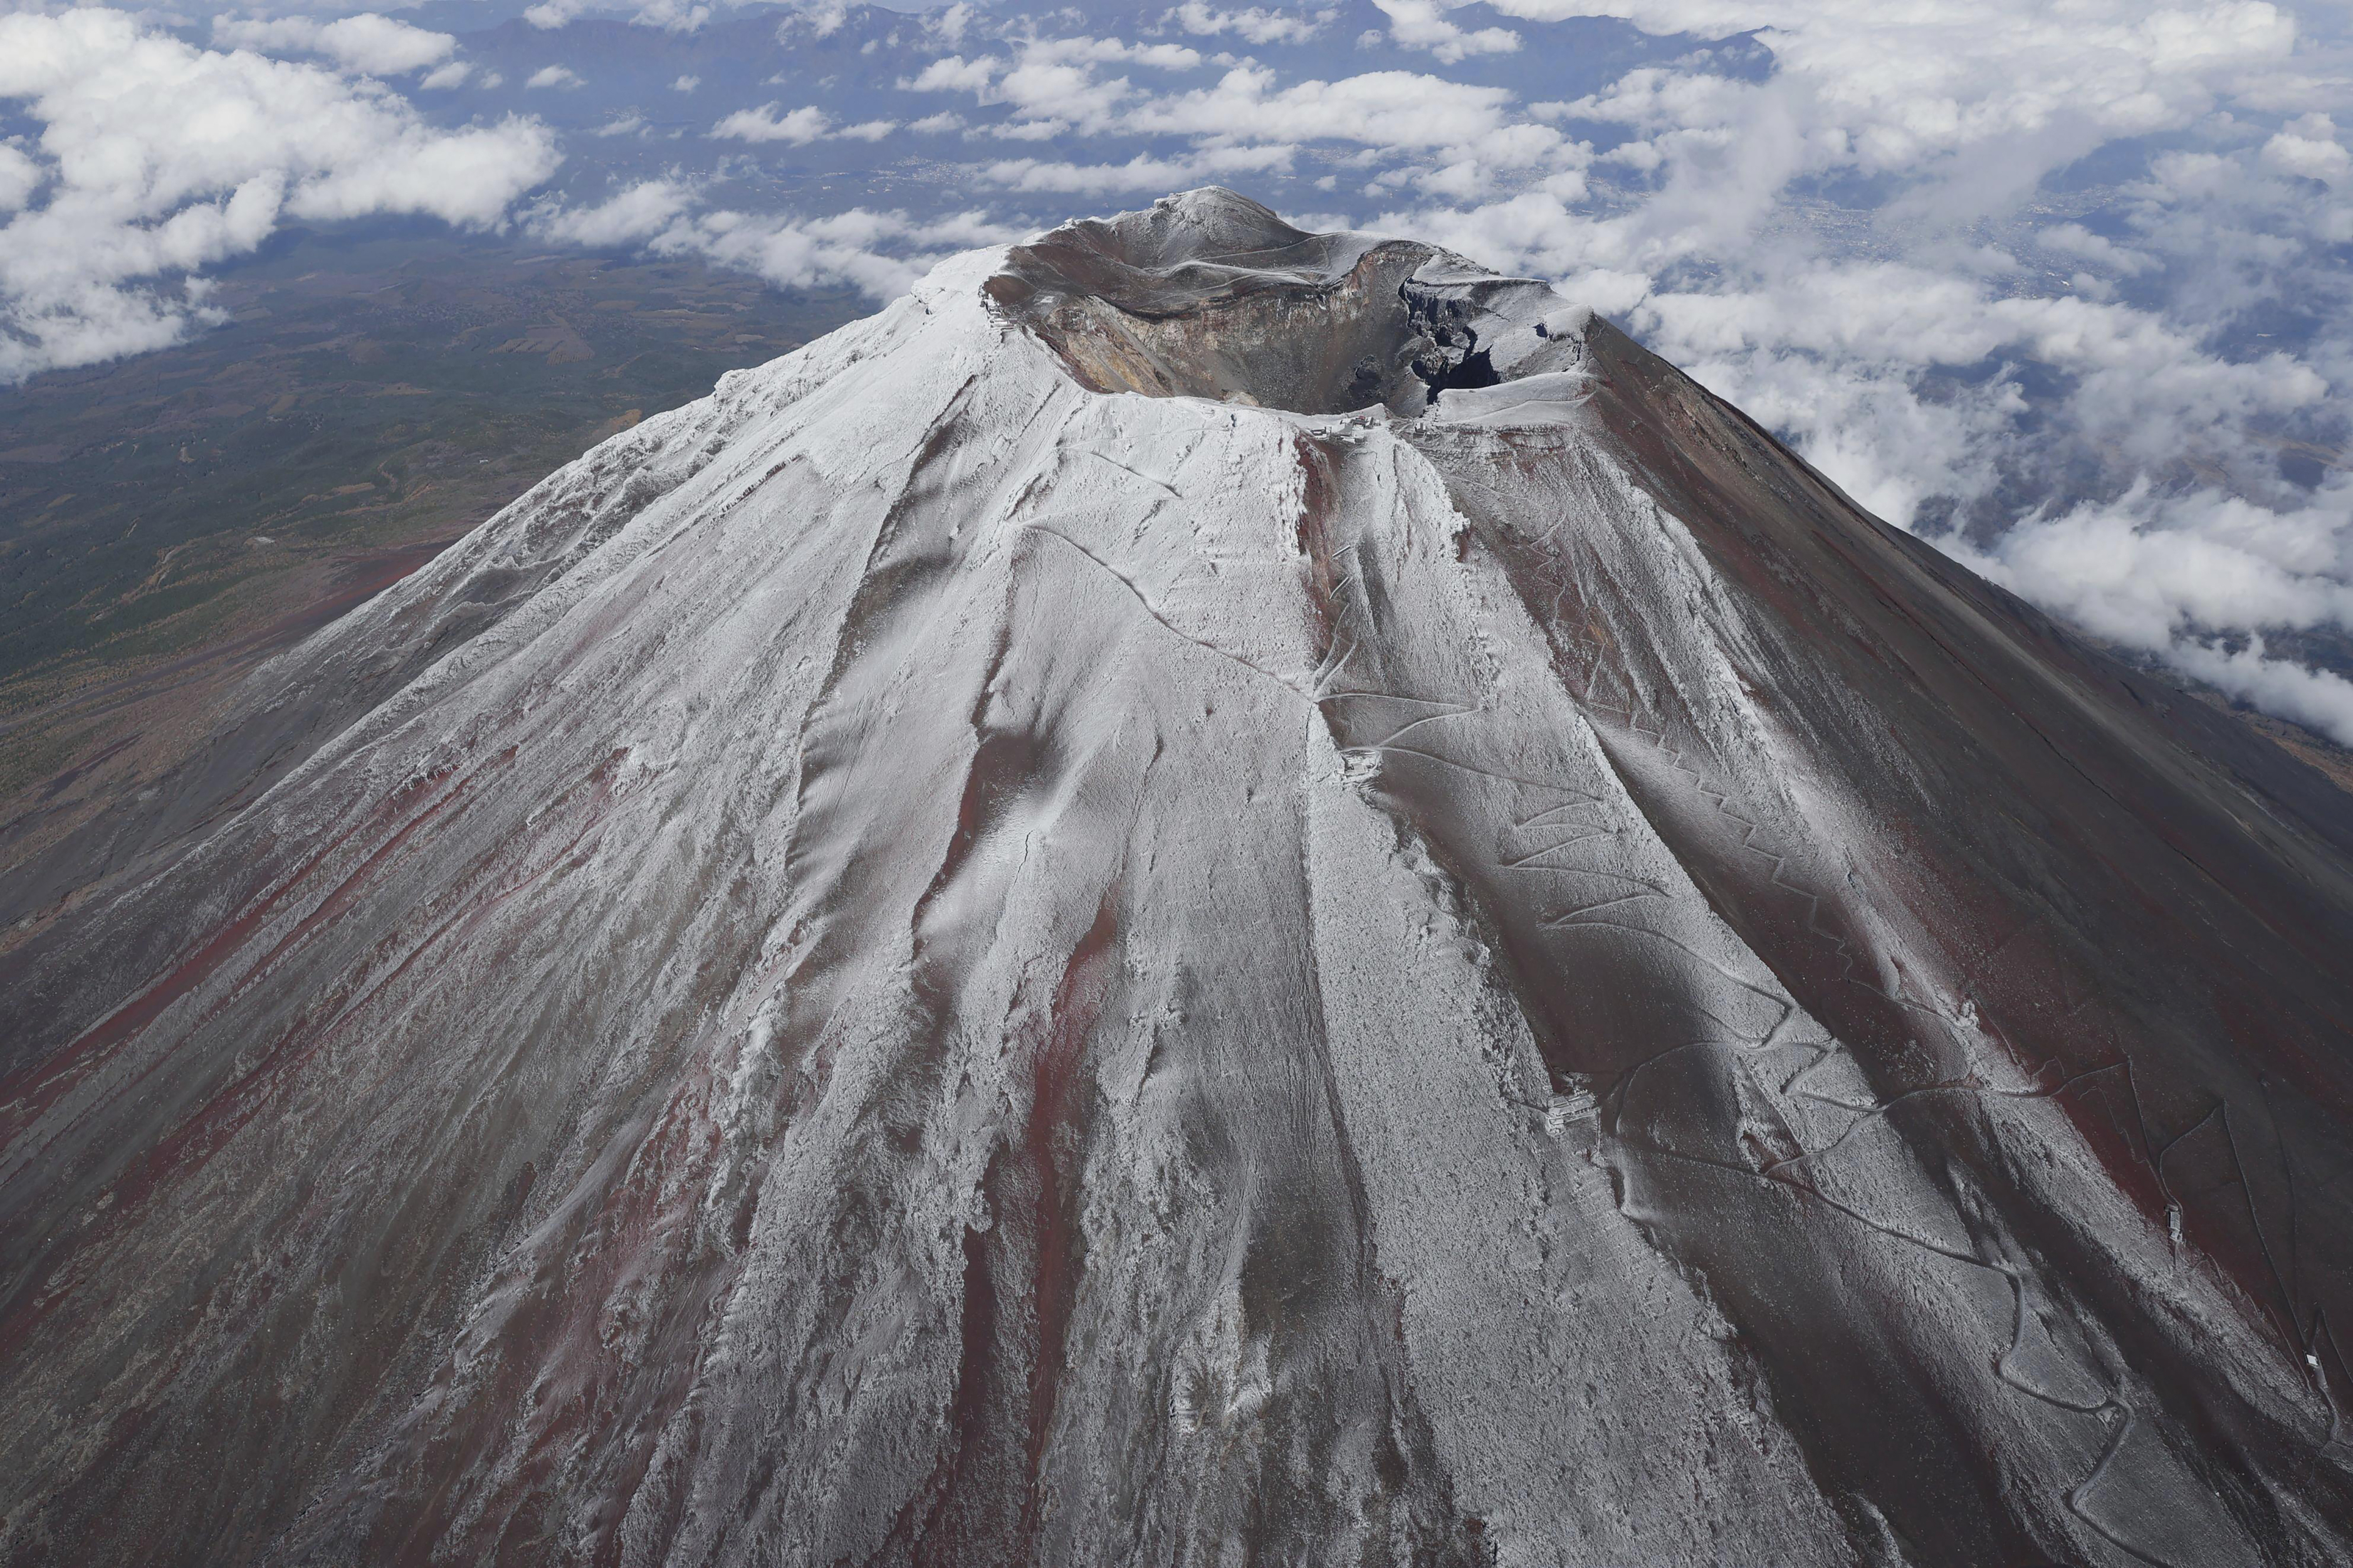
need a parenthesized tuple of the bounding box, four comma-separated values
(6, 195, 2352, 1567)
(991, 185, 1589, 416)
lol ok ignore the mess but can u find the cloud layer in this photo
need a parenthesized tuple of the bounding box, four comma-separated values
(1354, 0, 2353, 739)
(526, 176, 1019, 298)
(211, 13, 457, 76)
(0, 8, 558, 382)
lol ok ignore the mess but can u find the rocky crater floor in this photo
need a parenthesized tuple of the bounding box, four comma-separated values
(6, 189, 2353, 1567)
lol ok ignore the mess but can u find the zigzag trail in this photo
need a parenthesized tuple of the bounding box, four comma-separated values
(1499, 602, 2219, 1562)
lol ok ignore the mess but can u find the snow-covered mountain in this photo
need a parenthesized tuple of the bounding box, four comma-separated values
(6, 189, 2353, 1566)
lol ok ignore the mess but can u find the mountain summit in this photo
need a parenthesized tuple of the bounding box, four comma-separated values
(6, 189, 2353, 1566)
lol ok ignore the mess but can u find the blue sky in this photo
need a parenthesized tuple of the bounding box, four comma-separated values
(7, 0, 2353, 742)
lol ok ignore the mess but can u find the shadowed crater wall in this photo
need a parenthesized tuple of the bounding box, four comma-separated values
(988, 190, 1585, 415)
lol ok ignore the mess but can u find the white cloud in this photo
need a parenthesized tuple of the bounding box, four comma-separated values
(900, 30, 1581, 201)
(710, 104, 894, 145)
(525, 0, 714, 31)
(902, 35, 1221, 137)
(1167, 4, 1334, 46)
(789, 0, 851, 38)
(674, 74, 702, 92)
(985, 119, 1066, 143)
(1131, 65, 1492, 146)
(1950, 481, 2353, 648)
(2038, 222, 2155, 275)
(990, 58, 1135, 133)
(212, 14, 459, 78)
(1491, 0, 2302, 187)
(907, 55, 1002, 95)
(2169, 636, 2353, 748)
(522, 174, 1022, 300)
(652, 205, 1021, 297)
(0, 8, 558, 384)
(1371, 0, 1521, 63)
(0, 146, 41, 213)
(2262, 113, 2352, 183)
(978, 144, 1296, 194)
(1024, 36, 1204, 72)
(927, 3, 976, 48)
(514, 177, 1019, 305)
(529, 178, 698, 246)
(1920, 478, 2353, 745)
(712, 104, 834, 144)
(527, 65, 585, 90)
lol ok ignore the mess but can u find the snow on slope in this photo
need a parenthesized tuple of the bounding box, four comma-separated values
(4, 191, 2353, 1567)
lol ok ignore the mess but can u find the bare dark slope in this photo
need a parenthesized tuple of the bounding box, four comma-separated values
(4, 190, 2352, 1567)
